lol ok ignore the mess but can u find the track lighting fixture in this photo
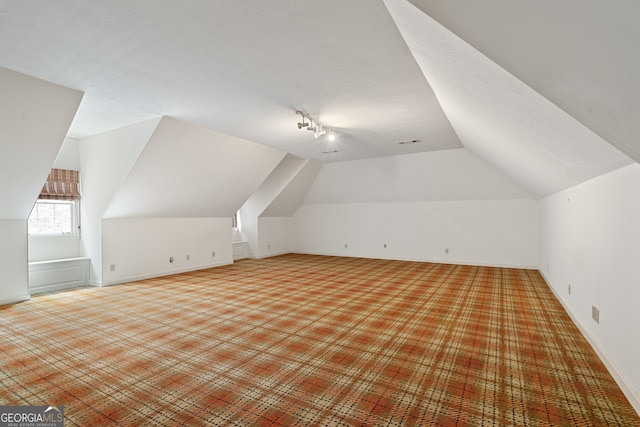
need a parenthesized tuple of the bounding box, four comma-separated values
(314, 125, 327, 139)
(307, 121, 317, 132)
(296, 110, 335, 142)
(297, 116, 309, 129)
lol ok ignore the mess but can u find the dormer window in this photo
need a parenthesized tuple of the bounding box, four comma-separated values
(28, 169, 80, 237)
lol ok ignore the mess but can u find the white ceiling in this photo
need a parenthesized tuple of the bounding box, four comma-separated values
(383, 0, 633, 198)
(0, 0, 460, 162)
(0, 0, 637, 197)
(0, 67, 82, 219)
(304, 149, 533, 204)
(408, 0, 640, 162)
(103, 117, 285, 218)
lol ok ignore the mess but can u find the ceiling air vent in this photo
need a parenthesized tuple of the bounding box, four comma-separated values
(397, 139, 421, 145)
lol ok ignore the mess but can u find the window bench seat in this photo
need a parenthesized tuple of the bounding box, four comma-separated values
(233, 241, 248, 260)
(28, 257, 90, 295)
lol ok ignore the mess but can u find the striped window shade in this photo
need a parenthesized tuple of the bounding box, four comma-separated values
(39, 169, 81, 200)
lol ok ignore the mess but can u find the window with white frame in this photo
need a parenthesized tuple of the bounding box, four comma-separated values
(232, 211, 240, 229)
(28, 199, 79, 236)
(28, 168, 81, 237)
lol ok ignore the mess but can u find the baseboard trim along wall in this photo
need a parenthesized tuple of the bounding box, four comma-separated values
(540, 271, 640, 416)
(0, 294, 31, 306)
(293, 250, 538, 270)
(101, 260, 233, 287)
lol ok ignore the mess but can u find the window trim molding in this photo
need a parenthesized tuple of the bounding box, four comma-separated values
(28, 199, 81, 238)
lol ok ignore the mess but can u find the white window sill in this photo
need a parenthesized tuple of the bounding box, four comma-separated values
(29, 234, 80, 242)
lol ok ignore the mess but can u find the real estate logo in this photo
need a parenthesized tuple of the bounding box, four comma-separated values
(0, 406, 64, 427)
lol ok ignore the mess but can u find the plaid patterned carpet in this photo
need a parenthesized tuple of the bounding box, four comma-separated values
(1, 254, 638, 426)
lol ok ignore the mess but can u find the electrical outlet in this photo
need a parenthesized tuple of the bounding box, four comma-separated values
(212, 251, 215, 258)
(344, 244, 348, 249)
(384, 243, 387, 248)
(445, 248, 449, 254)
(169, 256, 174, 263)
(568, 284, 571, 295)
(110, 264, 116, 272)
(268, 244, 271, 250)
(186, 255, 190, 261)
(592, 305, 600, 324)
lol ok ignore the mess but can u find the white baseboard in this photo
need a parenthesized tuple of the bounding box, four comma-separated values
(251, 250, 291, 260)
(101, 261, 233, 287)
(30, 283, 86, 294)
(89, 279, 102, 287)
(0, 294, 31, 306)
(540, 271, 640, 416)
(291, 250, 538, 270)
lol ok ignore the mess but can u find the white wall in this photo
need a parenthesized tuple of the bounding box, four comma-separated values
(239, 155, 321, 258)
(28, 137, 83, 262)
(384, 0, 633, 198)
(53, 137, 81, 170)
(293, 149, 538, 268)
(101, 218, 232, 286)
(539, 163, 640, 410)
(262, 160, 323, 217)
(103, 117, 285, 218)
(304, 149, 533, 204)
(28, 237, 81, 262)
(293, 200, 538, 268)
(256, 217, 292, 258)
(0, 220, 30, 305)
(238, 155, 303, 257)
(0, 67, 83, 219)
(79, 119, 160, 284)
(0, 67, 82, 304)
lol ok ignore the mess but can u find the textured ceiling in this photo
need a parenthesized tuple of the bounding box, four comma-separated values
(0, 0, 460, 162)
(408, 0, 640, 163)
(384, 0, 633, 197)
(0, 0, 636, 198)
(0, 67, 83, 218)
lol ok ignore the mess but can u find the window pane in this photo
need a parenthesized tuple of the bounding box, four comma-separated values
(28, 200, 76, 235)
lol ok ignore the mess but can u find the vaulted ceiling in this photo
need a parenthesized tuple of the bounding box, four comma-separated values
(0, 0, 636, 198)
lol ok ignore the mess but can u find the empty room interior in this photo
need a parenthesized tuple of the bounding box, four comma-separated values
(1, 1, 640, 425)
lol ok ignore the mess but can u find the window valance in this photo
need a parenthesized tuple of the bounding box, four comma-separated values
(39, 168, 80, 200)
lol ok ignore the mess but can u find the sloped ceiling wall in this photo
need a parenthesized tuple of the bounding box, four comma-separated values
(262, 159, 324, 217)
(0, 67, 83, 218)
(103, 117, 286, 218)
(0, 1, 463, 162)
(240, 154, 322, 218)
(383, 0, 633, 199)
(408, 0, 640, 163)
(80, 119, 161, 219)
(304, 149, 533, 205)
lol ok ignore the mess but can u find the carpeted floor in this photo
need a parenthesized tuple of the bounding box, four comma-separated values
(0, 254, 638, 426)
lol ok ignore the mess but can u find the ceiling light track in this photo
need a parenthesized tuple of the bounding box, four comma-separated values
(296, 110, 336, 141)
